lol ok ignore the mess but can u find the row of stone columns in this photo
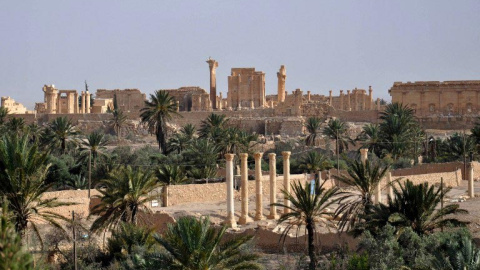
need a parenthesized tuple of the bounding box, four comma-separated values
(224, 151, 292, 228)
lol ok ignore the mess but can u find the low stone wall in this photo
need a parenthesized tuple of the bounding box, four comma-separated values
(41, 189, 101, 221)
(391, 161, 480, 181)
(168, 173, 314, 206)
(387, 169, 461, 189)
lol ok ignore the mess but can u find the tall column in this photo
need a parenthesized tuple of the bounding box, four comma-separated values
(369, 86, 373, 110)
(347, 90, 351, 111)
(225, 154, 237, 228)
(307, 91, 311, 101)
(340, 90, 344, 110)
(81, 91, 86, 114)
(468, 162, 474, 198)
(277, 65, 286, 103)
(206, 58, 218, 110)
(376, 98, 380, 111)
(282, 151, 291, 214)
(329, 90, 333, 106)
(86, 91, 91, 113)
(268, 153, 278, 219)
(387, 172, 393, 199)
(56, 93, 61, 114)
(354, 90, 358, 111)
(239, 153, 252, 224)
(66, 93, 71, 114)
(74, 93, 79, 114)
(362, 92, 366, 111)
(254, 152, 265, 221)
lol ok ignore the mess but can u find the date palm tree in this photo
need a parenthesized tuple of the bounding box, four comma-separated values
(199, 113, 229, 139)
(272, 180, 339, 270)
(0, 106, 8, 126)
(111, 109, 127, 138)
(90, 166, 159, 232)
(155, 165, 188, 207)
(140, 90, 180, 154)
(298, 151, 331, 173)
(44, 116, 80, 154)
(79, 130, 109, 168)
(0, 133, 74, 240)
(323, 118, 354, 155)
(363, 180, 468, 235)
(334, 159, 389, 232)
(153, 216, 263, 270)
(305, 116, 323, 146)
(357, 123, 381, 157)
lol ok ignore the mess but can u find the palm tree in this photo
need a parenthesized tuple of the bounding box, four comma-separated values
(153, 216, 262, 269)
(446, 132, 476, 162)
(432, 233, 480, 270)
(379, 103, 420, 160)
(363, 180, 468, 235)
(298, 151, 331, 173)
(323, 118, 354, 155)
(80, 130, 109, 168)
(140, 90, 180, 154)
(111, 109, 127, 138)
(272, 180, 339, 270)
(90, 166, 159, 232)
(305, 116, 323, 146)
(357, 123, 381, 156)
(0, 198, 35, 270)
(180, 123, 197, 139)
(222, 127, 258, 156)
(334, 160, 389, 232)
(5, 117, 25, 134)
(183, 139, 221, 179)
(107, 222, 155, 262)
(44, 116, 80, 153)
(199, 113, 229, 139)
(0, 106, 8, 126)
(0, 133, 74, 239)
(155, 165, 188, 207)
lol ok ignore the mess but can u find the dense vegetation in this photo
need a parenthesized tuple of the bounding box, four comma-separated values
(0, 100, 479, 269)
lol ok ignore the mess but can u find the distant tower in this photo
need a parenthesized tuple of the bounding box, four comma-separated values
(43, 84, 58, 114)
(206, 58, 219, 110)
(277, 65, 286, 102)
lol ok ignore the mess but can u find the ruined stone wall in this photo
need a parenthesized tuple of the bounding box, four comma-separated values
(168, 173, 312, 206)
(389, 80, 480, 117)
(227, 68, 266, 109)
(95, 89, 145, 113)
(387, 169, 461, 188)
(162, 87, 210, 112)
(392, 161, 466, 179)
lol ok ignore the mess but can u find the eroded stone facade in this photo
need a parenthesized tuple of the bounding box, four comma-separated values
(95, 89, 145, 113)
(1, 96, 33, 114)
(162, 86, 212, 112)
(228, 68, 266, 109)
(389, 80, 480, 117)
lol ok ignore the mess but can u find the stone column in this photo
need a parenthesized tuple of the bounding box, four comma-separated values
(267, 153, 278, 219)
(81, 91, 86, 114)
(468, 162, 474, 198)
(225, 154, 237, 228)
(369, 86, 373, 110)
(340, 90, 344, 110)
(362, 92, 366, 111)
(387, 172, 393, 199)
(239, 153, 252, 224)
(86, 92, 91, 113)
(360, 148, 368, 165)
(254, 152, 265, 221)
(74, 93, 79, 114)
(347, 90, 351, 111)
(282, 151, 291, 214)
(307, 91, 311, 101)
(376, 98, 380, 111)
(354, 90, 358, 111)
(66, 93, 71, 114)
(56, 93, 61, 114)
(207, 58, 218, 110)
(277, 65, 286, 103)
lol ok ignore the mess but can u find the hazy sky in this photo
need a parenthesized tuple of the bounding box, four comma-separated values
(1, 1, 479, 109)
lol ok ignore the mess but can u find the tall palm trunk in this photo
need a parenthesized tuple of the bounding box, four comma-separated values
(306, 218, 316, 270)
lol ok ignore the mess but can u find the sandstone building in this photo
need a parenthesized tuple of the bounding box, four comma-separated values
(162, 86, 212, 112)
(389, 80, 480, 117)
(1, 96, 33, 114)
(228, 68, 266, 109)
(95, 89, 145, 113)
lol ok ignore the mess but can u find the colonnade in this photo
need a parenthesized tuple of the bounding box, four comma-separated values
(224, 151, 292, 228)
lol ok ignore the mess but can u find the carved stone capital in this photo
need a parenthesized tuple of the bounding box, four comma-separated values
(225, 153, 235, 161)
(281, 151, 291, 159)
